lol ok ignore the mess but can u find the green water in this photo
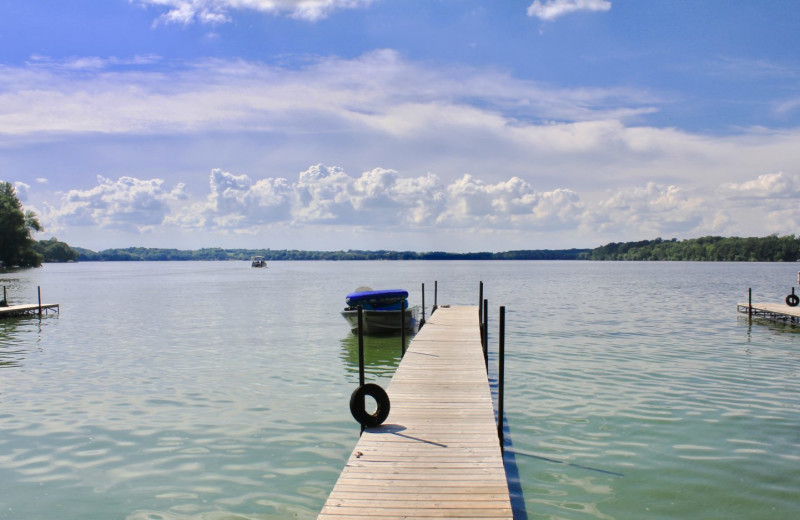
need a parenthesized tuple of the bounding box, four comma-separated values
(1, 261, 798, 519)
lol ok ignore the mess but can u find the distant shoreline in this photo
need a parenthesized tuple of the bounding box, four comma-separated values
(67, 235, 800, 262)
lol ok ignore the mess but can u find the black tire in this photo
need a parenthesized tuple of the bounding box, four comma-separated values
(349, 383, 390, 427)
(786, 294, 799, 307)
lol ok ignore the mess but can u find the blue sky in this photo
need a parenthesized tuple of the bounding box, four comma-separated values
(2, 0, 799, 252)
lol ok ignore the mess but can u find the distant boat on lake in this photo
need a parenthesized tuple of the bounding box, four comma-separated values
(341, 287, 417, 334)
(251, 256, 267, 268)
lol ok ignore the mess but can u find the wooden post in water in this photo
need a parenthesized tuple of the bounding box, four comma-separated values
(38, 286, 42, 316)
(498, 306, 505, 449)
(748, 288, 752, 318)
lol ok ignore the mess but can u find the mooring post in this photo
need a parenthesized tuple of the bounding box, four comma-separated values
(748, 288, 752, 318)
(420, 283, 426, 327)
(498, 305, 505, 449)
(357, 305, 365, 387)
(38, 286, 42, 316)
(433, 281, 438, 314)
(479, 282, 484, 346)
(483, 298, 489, 371)
(358, 305, 365, 435)
(401, 301, 406, 357)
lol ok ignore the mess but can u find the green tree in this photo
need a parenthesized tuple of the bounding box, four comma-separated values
(0, 182, 43, 268)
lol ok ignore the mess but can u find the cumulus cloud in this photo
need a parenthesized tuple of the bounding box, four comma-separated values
(45, 166, 589, 235)
(585, 182, 706, 236)
(722, 172, 800, 199)
(133, 0, 374, 24)
(44, 176, 186, 232)
(527, 0, 611, 21)
(35, 166, 799, 247)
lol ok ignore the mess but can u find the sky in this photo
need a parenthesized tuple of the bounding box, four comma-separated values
(1, 0, 800, 252)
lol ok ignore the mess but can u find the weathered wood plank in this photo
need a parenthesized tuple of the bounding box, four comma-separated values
(317, 305, 512, 519)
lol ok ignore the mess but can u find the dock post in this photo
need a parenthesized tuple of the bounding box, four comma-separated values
(357, 306, 365, 387)
(498, 306, 505, 449)
(483, 299, 489, 371)
(38, 286, 42, 316)
(357, 305, 365, 434)
(433, 281, 438, 314)
(479, 282, 484, 341)
(420, 283, 426, 327)
(748, 288, 752, 318)
(401, 302, 406, 357)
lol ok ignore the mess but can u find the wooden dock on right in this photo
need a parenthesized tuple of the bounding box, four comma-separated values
(318, 305, 512, 519)
(737, 301, 800, 323)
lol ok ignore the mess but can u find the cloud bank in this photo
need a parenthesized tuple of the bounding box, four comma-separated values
(28, 166, 798, 250)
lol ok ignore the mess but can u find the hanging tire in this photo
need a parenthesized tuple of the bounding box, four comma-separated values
(349, 383, 390, 428)
(786, 294, 799, 307)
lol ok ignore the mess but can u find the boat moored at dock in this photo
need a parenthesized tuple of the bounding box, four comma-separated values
(341, 288, 418, 334)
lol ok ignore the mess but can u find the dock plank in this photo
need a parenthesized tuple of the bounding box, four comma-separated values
(318, 306, 512, 519)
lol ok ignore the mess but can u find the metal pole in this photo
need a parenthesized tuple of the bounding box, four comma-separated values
(357, 305, 365, 387)
(478, 282, 483, 332)
(483, 298, 488, 371)
(38, 286, 42, 316)
(420, 283, 426, 327)
(748, 288, 752, 318)
(498, 306, 505, 449)
(401, 300, 406, 357)
(479, 281, 484, 347)
(358, 305, 365, 435)
(433, 281, 438, 314)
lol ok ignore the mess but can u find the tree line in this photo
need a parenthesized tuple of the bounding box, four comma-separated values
(71, 247, 591, 262)
(583, 235, 800, 262)
(65, 235, 800, 262)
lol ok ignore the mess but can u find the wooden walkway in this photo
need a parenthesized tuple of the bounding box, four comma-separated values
(737, 302, 800, 323)
(318, 305, 512, 519)
(0, 303, 60, 318)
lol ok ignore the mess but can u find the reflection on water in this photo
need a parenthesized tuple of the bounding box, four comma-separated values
(338, 332, 410, 378)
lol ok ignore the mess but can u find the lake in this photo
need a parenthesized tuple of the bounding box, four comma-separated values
(1, 260, 798, 519)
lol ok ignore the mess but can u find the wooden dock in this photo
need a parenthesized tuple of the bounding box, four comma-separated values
(318, 305, 512, 519)
(737, 302, 800, 323)
(0, 303, 60, 318)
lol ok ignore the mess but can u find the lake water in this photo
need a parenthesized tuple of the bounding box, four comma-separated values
(1, 261, 798, 519)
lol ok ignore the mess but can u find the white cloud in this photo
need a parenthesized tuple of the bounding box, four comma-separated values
(133, 0, 374, 24)
(32, 166, 800, 249)
(44, 176, 186, 232)
(584, 182, 706, 236)
(0, 51, 658, 138)
(14, 182, 31, 201)
(527, 0, 611, 21)
(722, 172, 800, 199)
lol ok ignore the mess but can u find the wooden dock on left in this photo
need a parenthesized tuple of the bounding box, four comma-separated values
(0, 303, 60, 318)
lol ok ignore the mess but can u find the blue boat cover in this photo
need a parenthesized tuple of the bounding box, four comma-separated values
(346, 289, 408, 307)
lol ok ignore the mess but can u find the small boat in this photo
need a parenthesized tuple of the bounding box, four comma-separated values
(251, 256, 267, 268)
(341, 288, 418, 334)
